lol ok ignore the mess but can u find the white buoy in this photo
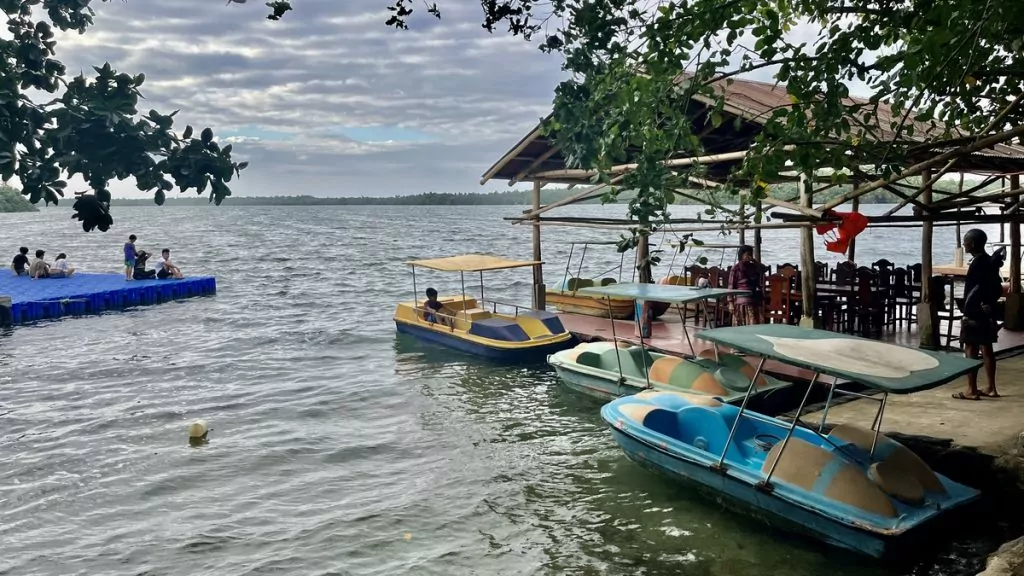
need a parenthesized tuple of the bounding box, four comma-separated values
(188, 420, 209, 446)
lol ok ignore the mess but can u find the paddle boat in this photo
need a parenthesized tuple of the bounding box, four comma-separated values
(548, 282, 792, 409)
(393, 254, 575, 361)
(547, 240, 670, 320)
(600, 324, 982, 558)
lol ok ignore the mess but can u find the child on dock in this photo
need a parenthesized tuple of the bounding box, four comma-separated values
(11, 246, 29, 276)
(954, 228, 1002, 401)
(124, 234, 137, 280)
(727, 245, 764, 326)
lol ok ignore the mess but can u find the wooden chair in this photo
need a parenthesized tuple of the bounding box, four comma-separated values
(706, 266, 726, 326)
(891, 267, 917, 331)
(765, 274, 793, 325)
(814, 261, 829, 282)
(854, 268, 885, 338)
(934, 275, 963, 350)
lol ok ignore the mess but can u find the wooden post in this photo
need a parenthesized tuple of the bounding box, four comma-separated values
(531, 180, 545, 310)
(1005, 174, 1023, 330)
(918, 168, 939, 349)
(738, 198, 747, 246)
(798, 174, 817, 327)
(848, 189, 860, 264)
(753, 201, 763, 262)
(635, 230, 653, 338)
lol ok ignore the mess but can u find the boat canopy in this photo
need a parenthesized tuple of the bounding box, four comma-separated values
(405, 254, 543, 272)
(697, 324, 981, 394)
(578, 282, 748, 304)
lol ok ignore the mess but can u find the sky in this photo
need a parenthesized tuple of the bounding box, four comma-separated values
(50, 0, 567, 198)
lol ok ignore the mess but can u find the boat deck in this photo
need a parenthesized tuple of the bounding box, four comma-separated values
(0, 273, 216, 325)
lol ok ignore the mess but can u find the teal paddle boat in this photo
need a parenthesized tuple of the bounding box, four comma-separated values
(548, 283, 792, 406)
(601, 324, 982, 559)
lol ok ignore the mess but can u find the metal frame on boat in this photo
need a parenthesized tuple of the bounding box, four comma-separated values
(547, 283, 792, 404)
(547, 240, 670, 320)
(601, 323, 983, 558)
(393, 254, 575, 361)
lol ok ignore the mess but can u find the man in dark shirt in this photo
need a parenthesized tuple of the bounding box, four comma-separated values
(955, 229, 1002, 400)
(10, 246, 29, 276)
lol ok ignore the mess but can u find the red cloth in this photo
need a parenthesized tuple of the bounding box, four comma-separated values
(815, 211, 868, 255)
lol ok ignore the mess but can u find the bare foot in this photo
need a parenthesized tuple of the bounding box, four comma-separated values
(979, 389, 1001, 398)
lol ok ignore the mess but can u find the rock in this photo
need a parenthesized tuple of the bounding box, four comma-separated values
(978, 536, 1024, 576)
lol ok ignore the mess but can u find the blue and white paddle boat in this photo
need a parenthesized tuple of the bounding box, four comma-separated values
(601, 324, 982, 558)
(393, 254, 575, 362)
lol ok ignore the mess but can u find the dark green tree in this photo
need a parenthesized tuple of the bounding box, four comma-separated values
(2, 0, 248, 231)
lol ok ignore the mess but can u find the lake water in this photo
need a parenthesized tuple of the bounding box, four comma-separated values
(0, 203, 1005, 575)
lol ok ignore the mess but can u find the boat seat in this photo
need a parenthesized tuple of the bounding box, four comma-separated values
(575, 350, 602, 369)
(566, 277, 595, 291)
(649, 356, 683, 384)
(868, 461, 925, 506)
(519, 310, 565, 334)
(698, 350, 769, 388)
(667, 361, 728, 397)
(763, 437, 897, 518)
(468, 318, 530, 342)
(458, 308, 490, 321)
(634, 389, 723, 408)
(828, 424, 946, 494)
(597, 347, 654, 380)
(600, 277, 617, 286)
(676, 406, 731, 453)
(713, 366, 753, 393)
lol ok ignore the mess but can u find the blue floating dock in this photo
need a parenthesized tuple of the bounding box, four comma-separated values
(0, 273, 216, 325)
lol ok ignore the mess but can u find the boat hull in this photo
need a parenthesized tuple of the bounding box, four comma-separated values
(608, 425, 894, 557)
(546, 291, 672, 320)
(395, 320, 574, 362)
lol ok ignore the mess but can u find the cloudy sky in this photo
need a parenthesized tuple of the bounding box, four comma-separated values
(52, 0, 566, 198)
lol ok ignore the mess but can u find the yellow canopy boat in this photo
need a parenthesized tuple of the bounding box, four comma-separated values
(394, 254, 576, 361)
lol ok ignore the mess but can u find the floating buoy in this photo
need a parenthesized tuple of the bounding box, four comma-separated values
(188, 419, 209, 446)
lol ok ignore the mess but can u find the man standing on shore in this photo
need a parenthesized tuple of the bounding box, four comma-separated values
(954, 228, 1002, 400)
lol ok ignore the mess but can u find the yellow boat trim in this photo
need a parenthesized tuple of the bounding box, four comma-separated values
(405, 254, 542, 272)
(394, 301, 572, 350)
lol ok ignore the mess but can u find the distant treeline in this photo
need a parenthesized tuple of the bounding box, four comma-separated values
(0, 185, 38, 213)
(109, 178, 984, 207)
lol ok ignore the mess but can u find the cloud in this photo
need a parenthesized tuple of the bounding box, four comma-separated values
(47, 0, 565, 197)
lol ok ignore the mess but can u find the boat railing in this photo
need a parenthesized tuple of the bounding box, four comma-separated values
(480, 298, 529, 316)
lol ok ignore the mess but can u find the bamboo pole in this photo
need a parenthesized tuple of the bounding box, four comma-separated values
(798, 173, 816, 327)
(479, 123, 544, 184)
(919, 168, 937, 349)
(513, 177, 623, 222)
(530, 146, 798, 180)
(754, 201, 763, 261)
(820, 124, 1024, 213)
(531, 180, 545, 310)
(509, 145, 561, 185)
(848, 192, 860, 264)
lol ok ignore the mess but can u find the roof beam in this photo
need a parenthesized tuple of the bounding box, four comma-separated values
(509, 144, 562, 186)
(531, 146, 795, 180)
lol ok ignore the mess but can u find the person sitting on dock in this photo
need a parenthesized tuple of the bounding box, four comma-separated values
(29, 249, 49, 279)
(423, 287, 455, 329)
(11, 246, 29, 276)
(49, 253, 75, 278)
(154, 248, 183, 280)
(954, 228, 1002, 401)
(124, 234, 137, 281)
(727, 245, 764, 326)
(133, 251, 157, 280)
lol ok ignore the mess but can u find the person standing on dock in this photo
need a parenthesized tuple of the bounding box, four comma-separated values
(11, 246, 29, 276)
(727, 245, 764, 326)
(954, 228, 1002, 401)
(124, 235, 137, 281)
